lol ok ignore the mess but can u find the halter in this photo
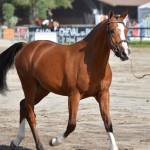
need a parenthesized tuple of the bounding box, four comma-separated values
(107, 20, 128, 57)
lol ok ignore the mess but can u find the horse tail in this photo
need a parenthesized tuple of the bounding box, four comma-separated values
(0, 42, 26, 95)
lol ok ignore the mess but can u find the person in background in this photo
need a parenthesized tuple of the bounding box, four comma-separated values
(124, 15, 131, 41)
(42, 8, 59, 31)
(139, 19, 145, 39)
(42, 9, 53, 26)
(47, 8, 54, 23)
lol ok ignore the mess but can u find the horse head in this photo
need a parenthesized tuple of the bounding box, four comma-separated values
(107, 10, 131, 61)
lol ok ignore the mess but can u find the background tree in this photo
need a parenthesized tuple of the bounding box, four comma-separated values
(37, 1, 48, 19)
(13, 0, 74, 24)
(2, 2, 18, 28)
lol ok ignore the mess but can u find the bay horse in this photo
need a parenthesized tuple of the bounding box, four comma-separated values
(0, 10, 130, 150)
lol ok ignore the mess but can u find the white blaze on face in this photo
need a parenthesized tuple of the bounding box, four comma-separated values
(117, 23, 129, 56)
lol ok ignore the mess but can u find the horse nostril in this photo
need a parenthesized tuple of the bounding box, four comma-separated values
(123, 51, 126, 56)
(121, 50, 127, 58)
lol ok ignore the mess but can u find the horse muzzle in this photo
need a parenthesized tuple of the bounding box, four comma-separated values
(115, 48, 131, 61)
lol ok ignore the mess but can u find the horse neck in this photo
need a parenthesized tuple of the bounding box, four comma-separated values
(83, 21, 110, 72)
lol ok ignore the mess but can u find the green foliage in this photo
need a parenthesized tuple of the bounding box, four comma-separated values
(2, 3, 18, 28)
(12, 0, 74, 24)
(37, 1, 48, 19)
(54, 0, 74, 8)
(13, 0, 74, 9)
(12, 0, 34, 6)
(129, 41, 150, 48)
(9, 16, 18, 28)
(2, 3, 15, 21)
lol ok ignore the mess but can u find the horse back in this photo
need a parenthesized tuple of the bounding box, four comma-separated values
(15, 41, 87, 95)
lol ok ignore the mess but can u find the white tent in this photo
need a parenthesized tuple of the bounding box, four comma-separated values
(138, 2, 150, 37)
(138, 2, 150, 21)
(98, 0, 150, 6)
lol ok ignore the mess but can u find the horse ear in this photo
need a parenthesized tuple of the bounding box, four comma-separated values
(108, 10, 114, 19)
(121, 10, 128, 19)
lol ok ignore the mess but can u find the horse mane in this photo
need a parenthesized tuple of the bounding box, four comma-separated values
(83, 19, 108, 42)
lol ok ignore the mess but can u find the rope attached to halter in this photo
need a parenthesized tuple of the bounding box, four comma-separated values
(130, 58, 150, 79)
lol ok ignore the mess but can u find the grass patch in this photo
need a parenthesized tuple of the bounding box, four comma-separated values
(129, 41, 150, 48)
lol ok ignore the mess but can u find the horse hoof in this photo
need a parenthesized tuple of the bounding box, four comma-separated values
(36, 144, 45, 150)
(10, 141, 16, 147)
(49, 137, 60, 146)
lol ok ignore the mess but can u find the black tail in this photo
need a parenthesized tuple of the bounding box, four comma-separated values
(0, 42, 25, 95)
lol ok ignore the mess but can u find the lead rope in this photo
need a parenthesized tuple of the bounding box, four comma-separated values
(130, 58, 150, 79)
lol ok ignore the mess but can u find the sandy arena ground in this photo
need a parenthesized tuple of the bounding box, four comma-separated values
(0, 46, 150, 150)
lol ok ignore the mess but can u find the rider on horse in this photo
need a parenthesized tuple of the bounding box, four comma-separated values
(42, 9, 59, 31)
(42, 9, 53, 26)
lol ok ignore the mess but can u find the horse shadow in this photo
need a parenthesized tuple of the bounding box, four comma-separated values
(0, 145, 32, 150)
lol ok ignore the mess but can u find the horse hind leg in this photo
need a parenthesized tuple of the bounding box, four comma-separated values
(50, 90, 80, 146)
(10, 99, 26, 147)
(24, 82, 49, 150)
(11, 78, 49, 150)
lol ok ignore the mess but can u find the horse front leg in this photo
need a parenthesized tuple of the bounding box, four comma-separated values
(95, 90, 118, 150)
(50, 90, 80, 146)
